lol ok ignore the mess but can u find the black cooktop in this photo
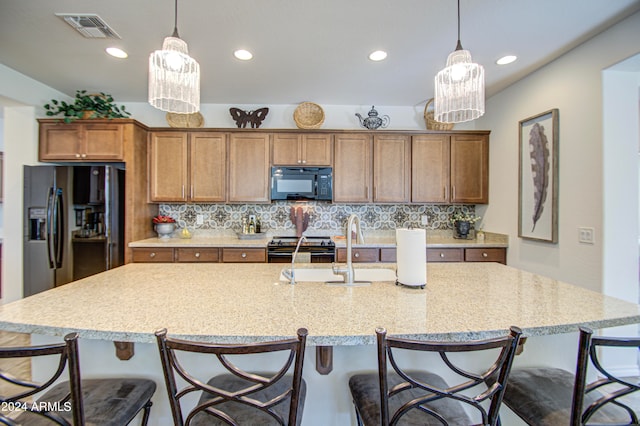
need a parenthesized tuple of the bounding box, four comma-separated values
(268, 236, 334, 247)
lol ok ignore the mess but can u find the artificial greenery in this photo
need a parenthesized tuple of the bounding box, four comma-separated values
(44, 90, 131, 123)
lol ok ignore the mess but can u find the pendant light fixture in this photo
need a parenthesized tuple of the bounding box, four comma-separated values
(148, 0, 200, 113)
(434, 0, 484, 123)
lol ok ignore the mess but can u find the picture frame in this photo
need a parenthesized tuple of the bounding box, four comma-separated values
(518, 109, 559, 243)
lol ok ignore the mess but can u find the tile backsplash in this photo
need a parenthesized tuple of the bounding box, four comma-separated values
(159, 202, 476, 234)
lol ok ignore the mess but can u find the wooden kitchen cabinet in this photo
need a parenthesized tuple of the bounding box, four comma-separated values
(450, 134, 489, 203)
(373, 135, 411, 203)
(412, 134, 450, 203)
(272, 133, 332, 166)
(175, 248, 220, 262)
(333, 134, 372, 203)
(39, 121, 125, 161)
(149, 131, 227, 203)
(411, 133, 489, 204)
(131, 248, 174, 262)
(228, 133, 270, 203)
(221, 248, 267, 263)
(464, 248, 506, 264)
(336, 248, 379, 263)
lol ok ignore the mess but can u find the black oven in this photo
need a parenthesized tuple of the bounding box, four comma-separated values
(267, 236, 335, 263)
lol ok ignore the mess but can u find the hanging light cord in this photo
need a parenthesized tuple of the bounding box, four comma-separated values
(455, 0, 463, 51)
(171, 0, 180, 38)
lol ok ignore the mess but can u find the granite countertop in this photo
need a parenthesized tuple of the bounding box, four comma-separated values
(0, 262, 637, 346)
(128, 230, 508, 249)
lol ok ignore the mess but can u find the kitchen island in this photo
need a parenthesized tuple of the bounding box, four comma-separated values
(0, 262, 638, 425)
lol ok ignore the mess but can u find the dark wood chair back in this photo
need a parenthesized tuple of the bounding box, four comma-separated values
(155, 328, 308, 426)
(376, 326, 521, 425)
(572, 327, 640, 425)
(0, 333, 84, 425)
(0, 333, 155, 426)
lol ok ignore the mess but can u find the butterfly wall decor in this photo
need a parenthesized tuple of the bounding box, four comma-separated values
(229, 107, 269, 128)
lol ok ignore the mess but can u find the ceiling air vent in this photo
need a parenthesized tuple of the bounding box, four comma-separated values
(55, 13, 121, 39)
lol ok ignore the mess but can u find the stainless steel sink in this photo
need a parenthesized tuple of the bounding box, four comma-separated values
(278, 268, 396, 284)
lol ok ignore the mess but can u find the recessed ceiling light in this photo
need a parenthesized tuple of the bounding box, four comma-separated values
(369, 50, 387, 61)
(234, 49, 253, 60)
(106, 47, 128, 59)
(496, 55, 517, 65)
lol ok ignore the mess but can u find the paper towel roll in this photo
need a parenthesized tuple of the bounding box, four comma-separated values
(396, 228, 427, 287)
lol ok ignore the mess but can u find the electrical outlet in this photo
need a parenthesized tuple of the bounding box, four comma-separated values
(578, 227, 595, 244)
(196, 214, 204, 225)
(421, 215, 429, 226)
(249, 214, 256, 222)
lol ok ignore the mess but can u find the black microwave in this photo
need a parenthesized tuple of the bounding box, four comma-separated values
(271, 167, 332, 201)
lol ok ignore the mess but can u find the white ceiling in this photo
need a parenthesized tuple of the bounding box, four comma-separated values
(1, 0, 639, 107)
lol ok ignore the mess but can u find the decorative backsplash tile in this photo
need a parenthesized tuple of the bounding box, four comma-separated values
(159, 202, 476, 233)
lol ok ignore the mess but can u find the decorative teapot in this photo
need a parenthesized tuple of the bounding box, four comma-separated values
(355, 106, 390, 130)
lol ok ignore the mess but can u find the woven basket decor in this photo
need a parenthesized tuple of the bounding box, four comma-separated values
(293, 102, 325, 129)
(166, 112, 205, 128)
(424, 98, 454, 131)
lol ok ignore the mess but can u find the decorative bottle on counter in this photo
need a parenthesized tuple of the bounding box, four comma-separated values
(242, 218, 248, 234)
(248, 217, 255, 234)
(255, 218, 261, 233)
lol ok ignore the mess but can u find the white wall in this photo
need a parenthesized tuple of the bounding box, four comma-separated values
(476, 11, 640, 295)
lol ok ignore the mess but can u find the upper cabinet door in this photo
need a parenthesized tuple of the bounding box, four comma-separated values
(411, 135, 450, 203)
(450, 134, 489, 204)
(333, 134, 372, 203)
(228, 133, 270, 203)
(272, 134, 300, 165)
(149, 132, 188, 202)
(373, 135, 410, 203)
(82, 123, 124, 160)
(301, 134, 333, 166)
(190, 133, 227, 203)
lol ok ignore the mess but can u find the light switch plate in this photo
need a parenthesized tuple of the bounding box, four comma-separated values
(421, 215, 429, 226)
(578, 227, 595, 244)
(196, 214, 204, 225)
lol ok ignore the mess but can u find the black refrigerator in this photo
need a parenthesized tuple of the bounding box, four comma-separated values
(23, 165, 125, 297)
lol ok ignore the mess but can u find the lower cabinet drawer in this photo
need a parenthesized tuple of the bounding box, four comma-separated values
(465, 248, 506, 264)
(426, 248, 464, 262)
(222, 248, 266, 263)
(176, 248, 219, 262)
(379, 248, 397, 263)
(336, 248, 379, 263)
(132, 248, 174, 262)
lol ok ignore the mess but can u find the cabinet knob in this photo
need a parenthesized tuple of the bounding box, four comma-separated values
(81, 153, 86, 158)
(439, 253, 445, 258)
(195, 252, 201, 258)
(75, 153, 81, 158)
(301, 160, 307, 164)
(297, 160, 302, 164)
(150, 252, 156, 258)
(482, 252, 488, 258)
(354, 252, 360, 258)
(241, 252, 247, 258)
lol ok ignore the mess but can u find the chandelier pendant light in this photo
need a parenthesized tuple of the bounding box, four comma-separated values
(434, 0, 484, 123)
(149, 0, 200, 113)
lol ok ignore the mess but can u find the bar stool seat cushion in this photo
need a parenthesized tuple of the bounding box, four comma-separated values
(504, 367, 639, 425)
(191, 373, 306, 426)
(13, 378, 156, 426)
(349, 371, 471, 425)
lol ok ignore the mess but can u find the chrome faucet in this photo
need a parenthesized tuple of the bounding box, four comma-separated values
(332, 214, 364, 285)
(282, 236, 307, 285)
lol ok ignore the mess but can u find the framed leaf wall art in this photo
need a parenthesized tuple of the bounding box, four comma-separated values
(518, 109, 559, 243)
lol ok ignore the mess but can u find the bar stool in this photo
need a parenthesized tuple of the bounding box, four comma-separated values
(0, 332, 156, 425)
(348, 326, 522, 425)
(155, 328, 307, 425)
(503, 326, 640, 425)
